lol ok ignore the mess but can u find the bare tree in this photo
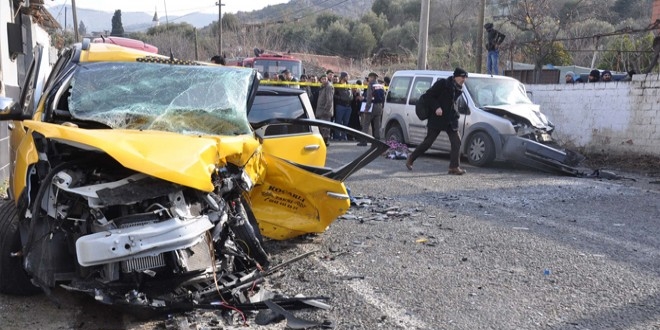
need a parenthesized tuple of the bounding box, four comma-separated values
(434, 0, 476, 67)
(507, 0, 564, 82)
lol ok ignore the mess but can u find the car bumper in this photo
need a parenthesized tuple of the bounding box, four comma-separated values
(502, 136, 584, 175)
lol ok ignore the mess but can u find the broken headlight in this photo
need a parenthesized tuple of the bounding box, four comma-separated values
(514, 123, 536, 137)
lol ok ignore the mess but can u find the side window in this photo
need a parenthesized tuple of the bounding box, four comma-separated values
(408, 77, 433, 105)
(386, 76, 412, 104)
(248, 94, 310, 136)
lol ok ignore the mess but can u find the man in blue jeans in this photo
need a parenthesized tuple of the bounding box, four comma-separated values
(484, 23, 506, 75)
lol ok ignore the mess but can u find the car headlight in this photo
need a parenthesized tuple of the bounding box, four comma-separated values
(515, 124, 535, 136)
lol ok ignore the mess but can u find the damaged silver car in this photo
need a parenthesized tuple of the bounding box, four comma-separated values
(382, 71, 583, 174)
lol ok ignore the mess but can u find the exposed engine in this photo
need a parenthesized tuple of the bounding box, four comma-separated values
(21, 156, 267, 308)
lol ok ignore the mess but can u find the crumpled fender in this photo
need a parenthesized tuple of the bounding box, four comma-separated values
(23, 120, 263, 192)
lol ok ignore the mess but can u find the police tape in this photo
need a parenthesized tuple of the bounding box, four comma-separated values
(259, 80, 388, 90)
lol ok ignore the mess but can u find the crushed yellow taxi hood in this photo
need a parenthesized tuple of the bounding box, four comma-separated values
(23, 121, 262, 192)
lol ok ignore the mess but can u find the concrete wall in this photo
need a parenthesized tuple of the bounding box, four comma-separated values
(526, 74, 660, 157)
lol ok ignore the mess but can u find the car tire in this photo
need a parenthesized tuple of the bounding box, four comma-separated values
(466, 131, 495, 167)
(0, 200, 41, 296)
(385, 125, 405, 144)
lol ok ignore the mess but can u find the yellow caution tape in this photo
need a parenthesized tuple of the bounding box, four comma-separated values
(260, 80, 388, 90)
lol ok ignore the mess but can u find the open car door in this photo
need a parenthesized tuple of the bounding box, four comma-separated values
(249, 119, 388, 240)
(6, 44, 44, 202)
(248, 86, 326, 167)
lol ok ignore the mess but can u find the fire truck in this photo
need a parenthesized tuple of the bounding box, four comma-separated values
(231, 48, 303, 78)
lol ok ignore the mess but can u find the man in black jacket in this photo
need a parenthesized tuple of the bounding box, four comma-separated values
(406, 68, 468, 175)
(484, 23, 505, 75)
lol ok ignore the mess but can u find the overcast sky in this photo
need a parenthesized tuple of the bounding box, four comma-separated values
(46, 0, 291, 15)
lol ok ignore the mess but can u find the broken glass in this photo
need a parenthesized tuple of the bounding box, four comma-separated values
(68, 62, 255, 136)
(465, 77, 532, 108)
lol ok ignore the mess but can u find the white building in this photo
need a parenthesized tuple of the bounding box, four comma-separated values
(1, 0, 60, 180)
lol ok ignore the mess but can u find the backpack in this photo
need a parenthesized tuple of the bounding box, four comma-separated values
(372, 84, 386, 103)
(415, 93, 431, 121)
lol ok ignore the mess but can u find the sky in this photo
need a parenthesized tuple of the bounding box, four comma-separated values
(46, 0, 291, 15)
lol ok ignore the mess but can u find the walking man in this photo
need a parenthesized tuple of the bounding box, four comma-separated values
(484, 23, 506, 75)
(406, 68, 468, 175)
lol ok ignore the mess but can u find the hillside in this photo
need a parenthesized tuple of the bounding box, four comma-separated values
(45, 0, 376, 34)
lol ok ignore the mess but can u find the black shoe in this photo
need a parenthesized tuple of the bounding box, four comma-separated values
(357, 142, 368, 146)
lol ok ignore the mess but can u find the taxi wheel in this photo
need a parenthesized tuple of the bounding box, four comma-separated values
(466, 131, 495, 167)
(0, 200, 41, 296)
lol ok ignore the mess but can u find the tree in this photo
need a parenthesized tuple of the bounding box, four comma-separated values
(435, 0, 475, 68)
(598, 33, 655, 72)
(348, 23, 377, 58)
(563, 18, 615, 67)
(371, 0, 394, 19)
(380, 22, 419, 57)
(611, 0, 652, 22)
(507, 0, 564, 82)
(222, 13, 239, 31)
(316, 21, 351, 55)
(316, 13, 341, 31)
(360, 12, 388, 44)
(79, 21, 87, 36)
(111, 10, 124, 37)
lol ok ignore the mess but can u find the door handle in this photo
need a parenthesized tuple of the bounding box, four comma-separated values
(304, 144, 320, 151)
(7, 122, 14, 130)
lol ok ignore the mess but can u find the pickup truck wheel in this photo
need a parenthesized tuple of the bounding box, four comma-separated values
(466, 131, 495, 167)
(0, 200, 41, 295)
(385, 125, 404, 144)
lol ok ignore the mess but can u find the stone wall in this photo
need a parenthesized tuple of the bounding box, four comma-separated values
(526, 74, 660, 157)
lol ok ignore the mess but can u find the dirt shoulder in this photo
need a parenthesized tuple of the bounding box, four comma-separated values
(580, 152, 660, 192)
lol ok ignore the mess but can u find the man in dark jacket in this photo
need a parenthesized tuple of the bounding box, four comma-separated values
(406, 68, 468, 175)
(484, 23, 505, 75)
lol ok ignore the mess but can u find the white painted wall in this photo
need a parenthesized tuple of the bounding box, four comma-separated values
(526, 74, 660, 157)
(0, 1, 20, 98)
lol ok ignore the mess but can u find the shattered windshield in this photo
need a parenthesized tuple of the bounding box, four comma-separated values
(464, 77, 532, 108)
(68, 62, 255, 136)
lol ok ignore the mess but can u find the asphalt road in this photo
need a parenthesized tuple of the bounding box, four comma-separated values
(1, 142, 659, 330)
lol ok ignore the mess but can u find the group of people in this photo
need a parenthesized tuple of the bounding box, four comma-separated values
(285, 70, 389, 148)
(565, 69, 635, 83)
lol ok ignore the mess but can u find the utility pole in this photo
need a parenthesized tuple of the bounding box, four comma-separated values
(476, 0, 485, 73)
(216, 1, 225, 56)
(417, 0, 430, 70)
(72, 0, 79, 42)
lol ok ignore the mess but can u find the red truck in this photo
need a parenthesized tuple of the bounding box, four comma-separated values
(230, 49, 303, 78)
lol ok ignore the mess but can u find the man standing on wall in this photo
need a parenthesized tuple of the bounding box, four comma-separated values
(484, 23, 506, 75)
(406, 68, 468, 175)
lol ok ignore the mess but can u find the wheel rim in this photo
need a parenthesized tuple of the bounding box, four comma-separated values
(469, 137, 485, 161)
(387, 127, 402, 143)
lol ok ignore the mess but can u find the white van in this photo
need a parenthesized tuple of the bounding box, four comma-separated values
(381, 70, 582, 173)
